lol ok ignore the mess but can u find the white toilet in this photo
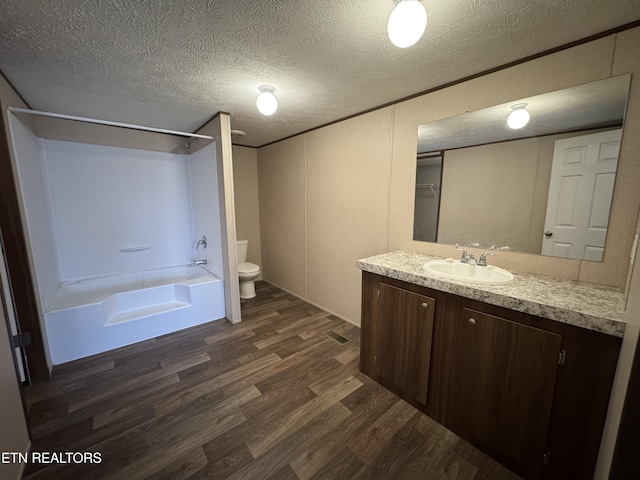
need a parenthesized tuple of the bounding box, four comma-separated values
(236, 240, 260, 299)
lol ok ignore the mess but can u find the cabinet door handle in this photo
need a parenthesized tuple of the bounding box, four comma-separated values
(421, 302, 428, 309)
(468, 318, 476, 325)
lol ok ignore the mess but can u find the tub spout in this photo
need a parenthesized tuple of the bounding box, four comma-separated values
(194, 259, 207, 266)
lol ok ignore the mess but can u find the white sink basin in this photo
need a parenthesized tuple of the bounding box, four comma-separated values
(423, 259, 514, 285)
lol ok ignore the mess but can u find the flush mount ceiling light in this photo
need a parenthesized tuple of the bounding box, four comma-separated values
(507, 103, 530, 129)
(387, 0, 427, 48)
(256, 85, 278, 116)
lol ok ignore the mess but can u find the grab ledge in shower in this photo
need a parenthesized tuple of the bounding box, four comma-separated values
(118, 245, 152, 252)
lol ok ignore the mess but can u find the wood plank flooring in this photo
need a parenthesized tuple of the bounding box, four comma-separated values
(23, 282, 521, 480)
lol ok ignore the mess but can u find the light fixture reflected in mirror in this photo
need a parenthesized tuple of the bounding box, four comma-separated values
(387, 0, 427, 48)
(507, 103, 530, 129)
(256, 85, 278, 116)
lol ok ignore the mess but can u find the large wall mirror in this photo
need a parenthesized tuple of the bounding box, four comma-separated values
(413, 74, 631, 261)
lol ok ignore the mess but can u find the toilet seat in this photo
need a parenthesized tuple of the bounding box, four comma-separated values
(238, 262, 260, 275)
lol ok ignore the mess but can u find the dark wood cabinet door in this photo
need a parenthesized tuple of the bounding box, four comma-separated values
(450, 307, 562, 478)
(372, 283, 435, 408)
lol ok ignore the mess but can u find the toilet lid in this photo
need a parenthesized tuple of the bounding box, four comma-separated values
(238, 262, 260, 274)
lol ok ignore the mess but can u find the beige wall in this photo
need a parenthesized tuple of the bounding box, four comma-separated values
(257, 28, 640, 326)
(258, 109, 393, 321)
(305, 109, 393, 322)
(580, 27, 640, 288)
(258, 136, 307, 299)
(232, 145, 262, 271)
(0, 292, 30, 479)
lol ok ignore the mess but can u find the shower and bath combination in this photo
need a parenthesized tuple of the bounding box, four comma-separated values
(6, 107, 227, 365)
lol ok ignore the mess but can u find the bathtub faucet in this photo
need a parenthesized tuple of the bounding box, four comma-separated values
(196, 235, 207, 249)
(193, 259, 207, 266)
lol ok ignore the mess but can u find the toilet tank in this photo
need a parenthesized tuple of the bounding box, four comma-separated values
(236, 240, 248, 263)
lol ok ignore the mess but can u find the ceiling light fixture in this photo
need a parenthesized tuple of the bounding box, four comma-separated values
(507, 103, 530, 129)
(256, 85, 278, 116)
(387, 0, 427, 48)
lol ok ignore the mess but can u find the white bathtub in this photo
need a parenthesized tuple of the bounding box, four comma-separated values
(45, 266, 225, 365)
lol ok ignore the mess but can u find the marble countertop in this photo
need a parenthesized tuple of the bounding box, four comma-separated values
(357, 251, 626, 338)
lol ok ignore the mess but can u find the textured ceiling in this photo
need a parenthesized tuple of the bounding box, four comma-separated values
(1, 0, 640, 147)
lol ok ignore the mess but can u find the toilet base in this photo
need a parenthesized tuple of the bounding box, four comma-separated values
(239, 280, 256, 299)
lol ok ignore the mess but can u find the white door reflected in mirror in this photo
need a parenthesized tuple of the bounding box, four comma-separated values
(542, 129, 621, 261)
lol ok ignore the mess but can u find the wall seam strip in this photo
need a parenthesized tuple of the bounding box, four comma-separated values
(386, 106, 395, 253)
(609, 32, 618, 77)
(304, 133, 308, 300)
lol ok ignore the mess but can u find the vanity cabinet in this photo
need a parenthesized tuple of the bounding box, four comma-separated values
(360, 271, 621, 480)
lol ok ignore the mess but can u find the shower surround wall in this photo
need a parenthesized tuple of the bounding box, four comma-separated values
(45, 140, 194, 281)
(10, 116, 59, 312)
(9, 114, 225, 364)
(189, 142, 224, 278)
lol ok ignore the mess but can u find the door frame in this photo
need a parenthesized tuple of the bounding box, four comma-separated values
(0, 229, 28, 382)
(0, 108, 49, 383)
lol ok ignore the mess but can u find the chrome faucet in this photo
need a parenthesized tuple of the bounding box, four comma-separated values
(477, 252, 495, 266)
(196, 235, 207, 250)
(477, 244, 508, 266)
(460, 251, 477, 265)
(188, 259, 208, 267)
(455, 244, 476, 265)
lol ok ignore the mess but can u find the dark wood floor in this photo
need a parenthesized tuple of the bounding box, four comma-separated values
(23, 282, 521, 480)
